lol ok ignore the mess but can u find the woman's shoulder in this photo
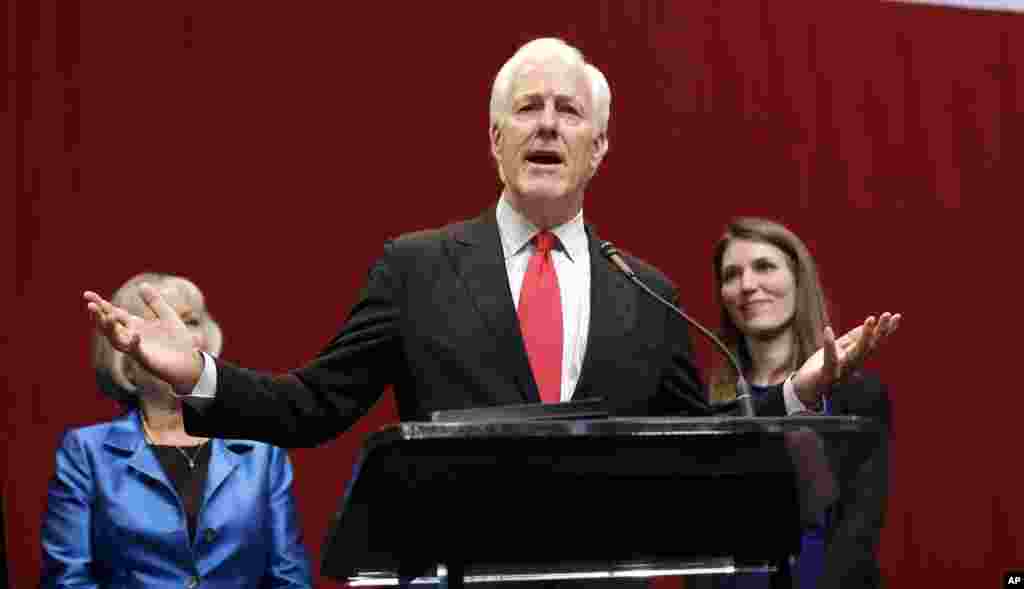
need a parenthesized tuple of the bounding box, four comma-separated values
(58, 412, 137, 446)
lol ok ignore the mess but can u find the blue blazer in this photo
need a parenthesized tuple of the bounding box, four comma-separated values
(41, 410, 312, 588)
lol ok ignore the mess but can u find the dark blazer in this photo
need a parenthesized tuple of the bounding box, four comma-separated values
(705, 372, 891, 589)
(185, 208, 782, 447)
(821, 372, 891, 588)
(41, 410, 312, 588)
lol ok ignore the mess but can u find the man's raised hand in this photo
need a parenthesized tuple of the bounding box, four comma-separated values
(84, 283, 204, 395)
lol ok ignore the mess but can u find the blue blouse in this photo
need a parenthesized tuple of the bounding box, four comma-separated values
(41, 410, 312, 588)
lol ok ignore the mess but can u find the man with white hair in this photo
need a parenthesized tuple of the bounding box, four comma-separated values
(86, 37, 834, 448)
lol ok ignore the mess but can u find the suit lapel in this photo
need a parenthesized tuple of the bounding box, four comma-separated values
(572, 225, 638, 400)
(448, 209, 540, 403)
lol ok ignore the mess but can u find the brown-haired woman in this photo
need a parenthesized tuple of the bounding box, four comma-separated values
(710, 218, 897, 589)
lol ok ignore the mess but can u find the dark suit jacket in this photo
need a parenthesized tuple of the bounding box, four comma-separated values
(185, 208, 782, 447)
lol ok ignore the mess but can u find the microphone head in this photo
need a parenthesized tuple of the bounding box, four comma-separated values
(599, 240, 619, 259)
(600, 240, 636, 278)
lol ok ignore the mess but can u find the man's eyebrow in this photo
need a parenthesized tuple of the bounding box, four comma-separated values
(555, 95, 586, 110)
(512, 92, 583, 101)
(512, 92, 543, 103)
(512, 93, 586, 107)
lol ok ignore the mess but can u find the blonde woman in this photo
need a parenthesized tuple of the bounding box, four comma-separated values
(43, 273, 311, 588)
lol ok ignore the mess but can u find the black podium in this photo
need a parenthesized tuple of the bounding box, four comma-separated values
(321, 415, 881, 586)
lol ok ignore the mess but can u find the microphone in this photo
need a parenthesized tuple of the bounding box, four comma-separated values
(600, 240, 756, 417)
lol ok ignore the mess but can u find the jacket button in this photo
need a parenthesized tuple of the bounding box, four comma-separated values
(204, 528, 217, 543)
(186, 576, 199, 589)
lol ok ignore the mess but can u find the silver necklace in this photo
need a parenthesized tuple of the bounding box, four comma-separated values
(141, 413, 209, 470)
(173, 443, 205, 470)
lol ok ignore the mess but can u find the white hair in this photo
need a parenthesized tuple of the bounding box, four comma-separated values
(489, 38, 611, 135)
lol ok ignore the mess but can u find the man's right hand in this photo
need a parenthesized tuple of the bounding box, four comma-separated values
(84, 283, 203, 396)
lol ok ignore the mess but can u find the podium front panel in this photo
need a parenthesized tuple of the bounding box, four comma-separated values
(321, 416, 881, 582)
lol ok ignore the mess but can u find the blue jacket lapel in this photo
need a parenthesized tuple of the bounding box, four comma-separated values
(103, 411, 255, 512)
(202, 439, 253, 507)
(103, 411, 177, 497)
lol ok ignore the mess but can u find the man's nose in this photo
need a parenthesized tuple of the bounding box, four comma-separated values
(192, 329, 207, 350)
(538, 102, 558, 132)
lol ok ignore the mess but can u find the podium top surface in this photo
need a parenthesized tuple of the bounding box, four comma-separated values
(373, 415, 881, 446)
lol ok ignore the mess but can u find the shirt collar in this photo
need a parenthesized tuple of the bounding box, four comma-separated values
(495, 192, 587, 263)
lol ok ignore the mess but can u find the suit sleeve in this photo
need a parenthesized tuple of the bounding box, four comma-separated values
(263, 447, 313, 589)
(184, 241, 404, 447)
(40, 431, 100, 589)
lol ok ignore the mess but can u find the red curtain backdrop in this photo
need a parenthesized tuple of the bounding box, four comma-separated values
(4, 1, 1018, 586)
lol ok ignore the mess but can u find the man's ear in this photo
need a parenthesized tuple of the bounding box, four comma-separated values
(490, 123, 506, 184)
(591, 132, 609, 170)
(489, 122, 502, 160)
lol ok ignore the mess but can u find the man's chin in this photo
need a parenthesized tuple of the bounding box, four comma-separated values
(513, 180, 569, 202)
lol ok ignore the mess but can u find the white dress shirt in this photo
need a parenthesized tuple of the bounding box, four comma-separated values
(495, 194, 589, 402)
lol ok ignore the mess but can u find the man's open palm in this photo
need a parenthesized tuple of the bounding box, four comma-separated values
(84, 283, 203, 394)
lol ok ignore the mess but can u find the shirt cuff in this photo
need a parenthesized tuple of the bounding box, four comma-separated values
(783, 373, 812, 415)
(181, 350, 218, 411)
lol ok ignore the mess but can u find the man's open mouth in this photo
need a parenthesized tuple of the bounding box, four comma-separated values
(525, 150, 564, 165)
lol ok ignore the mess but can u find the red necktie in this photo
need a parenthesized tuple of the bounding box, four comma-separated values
(518, 231, 563, 404)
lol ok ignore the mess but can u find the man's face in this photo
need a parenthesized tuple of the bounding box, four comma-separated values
(490, 56, 607, 225)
